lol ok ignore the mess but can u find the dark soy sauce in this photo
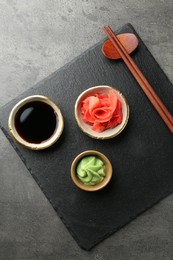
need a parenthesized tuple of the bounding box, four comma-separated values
(15, 101, 57, 144)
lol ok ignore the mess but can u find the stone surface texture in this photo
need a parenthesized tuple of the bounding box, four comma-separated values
(0, 0, 173, 259)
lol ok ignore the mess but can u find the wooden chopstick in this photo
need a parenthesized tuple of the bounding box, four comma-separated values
(105, 26, 173, 125)
(103, 26, 173, 134)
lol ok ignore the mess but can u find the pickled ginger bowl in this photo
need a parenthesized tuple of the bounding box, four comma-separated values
(74, 85, 129, 139)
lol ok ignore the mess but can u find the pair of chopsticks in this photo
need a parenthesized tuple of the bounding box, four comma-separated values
(103, 26, 173, 134)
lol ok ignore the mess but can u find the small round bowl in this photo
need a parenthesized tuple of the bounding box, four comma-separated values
(71, 150, 112, 192)
(75, 85, 129, 139)
(8, 95, 64, 150)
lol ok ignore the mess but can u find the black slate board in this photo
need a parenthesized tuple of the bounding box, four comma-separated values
(0, 24, 173, 250)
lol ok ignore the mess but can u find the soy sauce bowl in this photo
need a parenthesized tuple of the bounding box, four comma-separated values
(8, 95, 64, 150)
(75, 85, 129, 139)
(71, 150, 112, 192)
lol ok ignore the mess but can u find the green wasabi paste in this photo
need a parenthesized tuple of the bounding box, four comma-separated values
(76, 156, 106, 186)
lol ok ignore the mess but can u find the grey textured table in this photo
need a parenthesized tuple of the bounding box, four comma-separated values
(0, 1, 173, 259)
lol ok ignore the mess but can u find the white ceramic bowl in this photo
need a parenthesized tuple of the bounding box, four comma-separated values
(75, 85, 129, 139)
(8, 95, 64, 150)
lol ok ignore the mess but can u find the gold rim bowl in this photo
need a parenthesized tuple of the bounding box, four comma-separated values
(71, 150, 112, 192)
(8, 95, 64, 150)
(74, 85, 129, 139)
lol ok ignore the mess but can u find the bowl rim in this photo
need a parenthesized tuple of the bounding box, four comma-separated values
(71, 150, 113, 191)
(8, 95, 64, 150)
(74, 85, 130, 139)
